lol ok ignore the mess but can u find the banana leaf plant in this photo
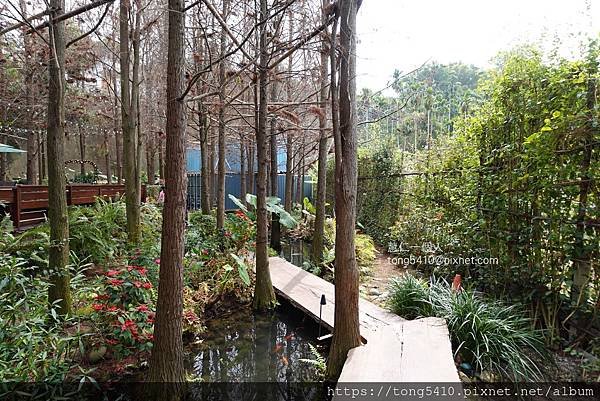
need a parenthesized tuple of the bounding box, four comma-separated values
(228, 194, 298, 229)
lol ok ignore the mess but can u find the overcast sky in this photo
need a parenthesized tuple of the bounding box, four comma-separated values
(356, 0, 600, 91)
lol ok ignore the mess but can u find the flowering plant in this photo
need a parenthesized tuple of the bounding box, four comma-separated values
(90, 265, 156, 356)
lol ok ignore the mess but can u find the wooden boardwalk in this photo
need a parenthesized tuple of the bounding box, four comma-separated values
(269, 256, 460, 383)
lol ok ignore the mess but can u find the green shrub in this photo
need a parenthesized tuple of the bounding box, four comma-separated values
(387, 275, 551, 381)
(355, 233, 377, 276)
(387, 275, 431, 319)
(0, 254, 73, 381)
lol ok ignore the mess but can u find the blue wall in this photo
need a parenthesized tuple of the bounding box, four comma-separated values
(186, 145, 287, 173)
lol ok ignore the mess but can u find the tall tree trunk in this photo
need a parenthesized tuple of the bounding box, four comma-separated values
(248, 139, 255, 195)
(253, 0, 276, 311)
(295, 136, 304, 203)
(146, 129, 155, 185)
(311, 0, 330, 265)
(326, 0, 361, 379)
(240, 134, 247, 202)
(78, 124, 86, 176)
(283, 11, 294, 213)
(148, 0, 186, 393)
(46, 0, 72, 316)
(284, 134, 294, 211)
(216, 0, 228, 230)
(209, 134, 216, 206)
(269, 68, 281, 253)
(104, 130, 112, 183)
(199, 103, 211, 214)
(121, 0, 141, 243)
(20, 0, 38, 185)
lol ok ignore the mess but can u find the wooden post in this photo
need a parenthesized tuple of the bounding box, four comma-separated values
(66, 184, 72, 206)
(12, 185, 21, 230)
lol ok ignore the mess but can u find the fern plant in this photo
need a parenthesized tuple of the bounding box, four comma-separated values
(299, 344, 326, 379)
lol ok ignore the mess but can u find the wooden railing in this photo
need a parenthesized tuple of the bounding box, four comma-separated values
(0, 184, 147, 230)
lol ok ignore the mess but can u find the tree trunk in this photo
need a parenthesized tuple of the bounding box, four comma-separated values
(148, 0, 186, 394)
(78, 124, 86, 176)
(146, 130, 155, 185)
(121, 0, 141, 243)
(269, 68, 281, 253)
(240, 134, 247, 202)
(199, 103, 211, 214)
(284, 134, 294, 212)
(20, 0, 38, 185)
(311, 0, 330, 265)
(295, 136, 304, 203)
(216, 0, 228, 230)
(46, 0, 72, 316)
(253, 0, 276, 311)
(326, 0, 361, 379)
(104, 130, 112, 183)
(248, 140, 255, 195)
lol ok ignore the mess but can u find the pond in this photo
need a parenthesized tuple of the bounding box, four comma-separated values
(184, 301, 330, 400)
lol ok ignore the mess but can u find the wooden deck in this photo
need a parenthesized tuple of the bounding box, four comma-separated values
(269, 256, 460, 383)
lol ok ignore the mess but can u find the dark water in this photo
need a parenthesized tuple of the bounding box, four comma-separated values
(184, 303, 329, 400)
(186, 303, 325, 383)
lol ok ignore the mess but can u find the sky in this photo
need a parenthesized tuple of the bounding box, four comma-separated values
(356, 0, 600, 92)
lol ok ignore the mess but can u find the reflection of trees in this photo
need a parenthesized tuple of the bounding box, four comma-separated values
(189, 309, 322, 400)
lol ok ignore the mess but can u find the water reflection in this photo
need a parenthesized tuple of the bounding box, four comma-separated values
(185, 305, 327, 400)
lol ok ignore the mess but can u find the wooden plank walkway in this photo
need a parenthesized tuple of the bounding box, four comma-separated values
(269, 256, 460, 383)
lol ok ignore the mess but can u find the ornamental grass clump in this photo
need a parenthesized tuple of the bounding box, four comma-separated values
(387, 275, 552, 381)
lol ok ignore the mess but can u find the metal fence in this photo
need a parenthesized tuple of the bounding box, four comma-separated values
(187, 173, 313, 211)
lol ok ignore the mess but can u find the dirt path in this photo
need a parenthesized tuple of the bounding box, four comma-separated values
(361, 249, 409, 306)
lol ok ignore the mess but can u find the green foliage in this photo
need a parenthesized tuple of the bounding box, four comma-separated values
(355, 233, 377, 277)
(0, 254, 73, 381)
(299, 344, 326, 379)
(228, 193, 298, 229)
(89, 265, 155, 356)
(387, 275, 431, 319)
(387, 275, 551, 381)
(378, 42, 600, 345)
(184, 209, 255, 298)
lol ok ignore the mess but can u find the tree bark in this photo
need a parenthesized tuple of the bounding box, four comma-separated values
(199, 102, 211, 214)
(240, 133, 247, 202)
(311, 0, 330, 265)
(148, 0, 187, 394)
(270, 68, 281, 253)
(121, 0, 142, 243)
(253, 0, 276, 311)
(326, 0, 361, 379)
(216, 0, 229, 230)
(21, 0, 38, 185)
(46, 0, 72, 316)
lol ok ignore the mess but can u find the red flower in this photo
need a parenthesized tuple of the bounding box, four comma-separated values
(106, 305, 119, 312)
(105, 270, 120, 277)
(224, 231, 232, 238)
(106, 338, 119, 345)
(135, 266, 148, 275)
(133, 280, 143, 288)
(146, 334, 154, 341)
(142, 282, 153, 289)
(92, 303, 104, 311)
(108, 279, 124, 286)
(120, 319, 138, 333)
(154, 258, 160, 265)
(94, 294, 109, 300)
(137, 304, 149, 313)
(202, 249, 209, 256)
